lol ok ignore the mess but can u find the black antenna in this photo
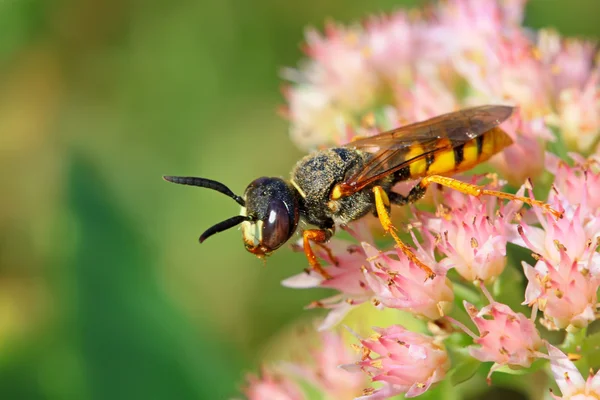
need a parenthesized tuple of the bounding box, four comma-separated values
(199, 215, 250, 243)
(163, 176, 245, 206)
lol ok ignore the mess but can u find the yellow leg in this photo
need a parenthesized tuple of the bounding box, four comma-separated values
(421, 175, 563, 219)
(373, 186, 436, 280)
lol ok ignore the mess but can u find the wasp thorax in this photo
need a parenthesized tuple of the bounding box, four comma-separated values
(241, 177, 300, 256)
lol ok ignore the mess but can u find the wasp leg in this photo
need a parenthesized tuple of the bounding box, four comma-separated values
(388, 184, 428, 206)
(303, 229, 334, 280)
(315, 243, 340, 266)
(372, 186, 436, 280)
(419, 175, 563, 219)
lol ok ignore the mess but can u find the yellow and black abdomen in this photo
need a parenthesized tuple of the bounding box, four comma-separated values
(403, 127, 513, 180)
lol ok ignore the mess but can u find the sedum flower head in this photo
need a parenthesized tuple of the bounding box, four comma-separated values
(548, 154, 600, 215)
(423, 184, 518, 283)
(342, 325, 450, 399)
(522, 248, 600, 332)
(286, 330, 367, 399)
(282, 223, 377, 331)
(284, 220, 454, 328)
(283, 0, 600, 181)
(238, 1, 600, 399)
(360, 238, 454, 320)
(464, 300, 544, 377)
(242, 330, 367, 400)
(242, 367, 304, 400)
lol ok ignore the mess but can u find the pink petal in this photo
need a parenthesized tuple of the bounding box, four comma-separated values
(587, 370, 600, 394)
(512, 224, 546, 254)
(362, 242, 380, 259)
(281, 272, 323, 288)
(355, 383, 406, 400)
(405, 367, 442, 398)
(338, 362, 362, 373)
(522, 262, 542, 304)
(318, 302, 355, 331)
(547, 343, 585, 395)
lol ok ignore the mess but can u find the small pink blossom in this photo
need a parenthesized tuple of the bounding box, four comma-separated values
(282, 222, 376, 331)
(547, 343, 600, 400)
(421, 176, 528, 283)
(548, 153, 600, 214)
(488, 112, 552, 185)
(537, 29, 598, 93)
(282, 0, 554, 151)
(463, 299, 543, 379)
(264, 1, 600, 398)
(342, 325, 450, 399)
(363, 13, 415, 79)
(513, 197, 600, 272)
(286, 331, 366, 399)
(395, 77, 459, 124)
(282, 240, 373, 331)
(522, 248, 600, 332)
(242, 367, 304, 400)
(425, 196, 510, 284)
(511, 163, 600, 270)
(360, 239, 454, 320)
(284, 220, 454, 328)
(556, 74, 600, 154)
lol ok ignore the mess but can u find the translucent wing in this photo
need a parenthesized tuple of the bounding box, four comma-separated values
(339, 105, 514, 195)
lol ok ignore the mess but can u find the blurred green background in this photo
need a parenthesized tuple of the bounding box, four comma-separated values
(1, 0, 599, 399)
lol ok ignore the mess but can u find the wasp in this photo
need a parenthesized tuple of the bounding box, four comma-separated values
(164, 105, 562, 279)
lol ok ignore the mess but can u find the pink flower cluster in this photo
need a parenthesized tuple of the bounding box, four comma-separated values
(283, 220, 453, 330)
(242, 0, 600, 399)
(461, 294, 544, 380)
(282, 0, 599, 183)
(341, 326, 450, 399)
(516, 156, 600, 332)
(241, 331, 368, 400)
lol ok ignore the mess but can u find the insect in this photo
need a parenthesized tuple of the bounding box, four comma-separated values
(164, 105, 562, 280)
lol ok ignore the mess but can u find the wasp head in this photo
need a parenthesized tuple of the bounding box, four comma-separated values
(163, 175, 299, 258)
(241, 177, 299, 257)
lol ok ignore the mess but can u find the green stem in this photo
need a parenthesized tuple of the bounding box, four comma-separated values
(561, 328, 587, 354)
(452, 281, 481, 305)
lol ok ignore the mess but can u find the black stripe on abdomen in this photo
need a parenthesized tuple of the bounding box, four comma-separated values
(394, 166, 411, 182)
(425, 153, 435, 172)
(453, 144, 465, 168)
(476, 136, 484, 158)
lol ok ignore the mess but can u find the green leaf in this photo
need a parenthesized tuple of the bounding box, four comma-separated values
(493, 257, 528, 312)
(0, 0, 46, 67)
(445, 332, 474, 349)
(546, 126, 570, 161)
(563, 328, 587, 353)
(448, 357, 481, 386)
(418, 378, 460, 400)
(65, 155, 240, 399)
(491, 358, 546, 376)
(446, 346, 481, 387)
(452, 281, 481, 305)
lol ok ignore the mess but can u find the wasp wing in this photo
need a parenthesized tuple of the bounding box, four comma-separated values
(340, 105, 514, 194)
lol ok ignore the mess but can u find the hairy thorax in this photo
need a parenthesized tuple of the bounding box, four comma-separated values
(290, 147, 390, 227)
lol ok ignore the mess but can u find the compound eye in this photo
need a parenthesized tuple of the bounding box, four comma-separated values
(262, 199, 293, 250)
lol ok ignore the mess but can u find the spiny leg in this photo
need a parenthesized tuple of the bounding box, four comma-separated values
(303, 229, 334, 280)
(388, 183, 428, 206)
(315, 243, 339, 266)
(419, 175, 563, 219)
(372, 186, 436, 279)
